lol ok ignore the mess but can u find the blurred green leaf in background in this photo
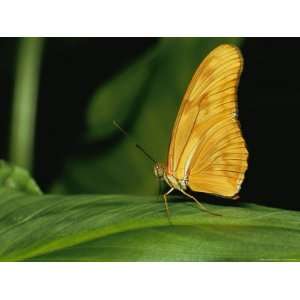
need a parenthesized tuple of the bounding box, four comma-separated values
(0, 160, 41, 195)
(53, 37, 243, 195)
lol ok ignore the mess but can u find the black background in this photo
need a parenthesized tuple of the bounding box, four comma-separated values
(0, 38, 299, 210)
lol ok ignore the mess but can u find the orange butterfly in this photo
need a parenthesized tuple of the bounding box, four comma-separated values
(153, 44, 248, 216)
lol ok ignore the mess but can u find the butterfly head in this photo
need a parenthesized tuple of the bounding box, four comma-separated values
(153, 162, 166, 180)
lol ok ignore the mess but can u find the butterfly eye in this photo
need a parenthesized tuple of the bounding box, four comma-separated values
(153, 164, 159, 177)
(153, 163, 164, 178)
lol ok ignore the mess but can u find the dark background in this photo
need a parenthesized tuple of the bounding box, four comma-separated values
(0, 38, 299, 210)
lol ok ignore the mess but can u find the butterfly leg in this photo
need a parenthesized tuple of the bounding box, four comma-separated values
(163, 188, 174, 219)
(180, 189, 221, 216)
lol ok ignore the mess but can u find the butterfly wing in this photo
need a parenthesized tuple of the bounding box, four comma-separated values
(167, 44, 248, 197)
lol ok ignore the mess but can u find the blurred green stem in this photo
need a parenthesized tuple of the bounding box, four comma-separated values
(9, 38, 44, 171)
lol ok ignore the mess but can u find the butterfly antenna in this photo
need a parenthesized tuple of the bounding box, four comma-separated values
(113, 120, 157, 164)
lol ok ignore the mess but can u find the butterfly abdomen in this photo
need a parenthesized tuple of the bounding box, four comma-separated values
(163, 172, 188, 191)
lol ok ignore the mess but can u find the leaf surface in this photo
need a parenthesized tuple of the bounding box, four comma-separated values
(0, 189, 299, 261)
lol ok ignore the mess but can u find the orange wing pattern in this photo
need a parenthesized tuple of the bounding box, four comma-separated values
(167, 44, 248, 197)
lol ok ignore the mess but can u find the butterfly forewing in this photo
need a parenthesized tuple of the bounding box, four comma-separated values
(167, 44, 248, 197)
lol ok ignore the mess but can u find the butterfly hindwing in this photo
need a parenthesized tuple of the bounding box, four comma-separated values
(167, 44, 248, 197)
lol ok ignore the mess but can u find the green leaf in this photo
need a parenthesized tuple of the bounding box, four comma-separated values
(0, 160, 42, 195)
(0, 190, 299, 261)
(53, 37, 244, 195)
(86, 44, 159, 141)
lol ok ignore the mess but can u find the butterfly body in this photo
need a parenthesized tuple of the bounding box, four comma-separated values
(154, 163, 188, 191)
(154, 44, 248, 216)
